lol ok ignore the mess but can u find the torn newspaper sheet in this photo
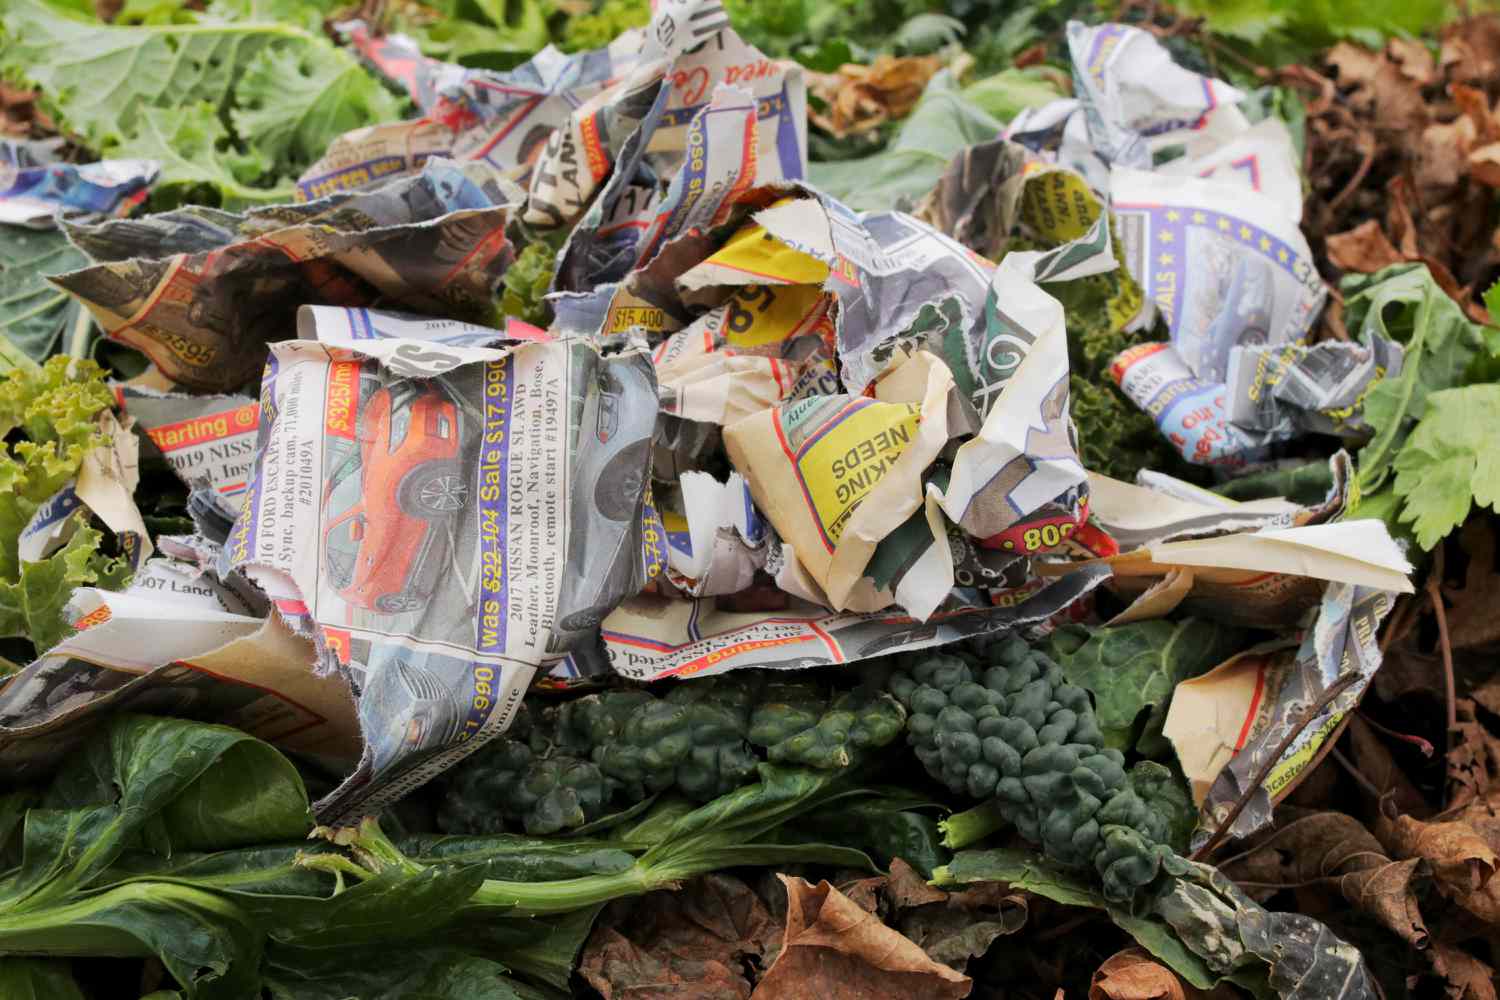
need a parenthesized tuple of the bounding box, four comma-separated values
(223, 307, 659, 820)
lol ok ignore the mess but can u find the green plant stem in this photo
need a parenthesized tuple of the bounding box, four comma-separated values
(939, 799, 1008, 849)
(0, 881, 240, 956)
(464, 865, 656, 917)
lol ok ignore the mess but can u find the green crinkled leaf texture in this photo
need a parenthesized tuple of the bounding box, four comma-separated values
(1045, 619, 1247, 756)
(0, 358, 123, 652)
(934, 848, 1249, 993)
(0, 227, 87, 368)
(0, 0, 401, 203)
(0, 522, 126, 653)
(1391, 384, 1500, 550)
(230, 43, 403, 180)
(115, 104, 286, 208)
(1349, 263, 1488, 494)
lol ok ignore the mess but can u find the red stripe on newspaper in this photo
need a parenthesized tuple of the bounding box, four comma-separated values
(146, 403, 260, 453)
(1233, 660, 1269, 751)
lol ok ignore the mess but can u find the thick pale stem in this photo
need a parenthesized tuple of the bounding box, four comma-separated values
(940, 800, 1008, 849)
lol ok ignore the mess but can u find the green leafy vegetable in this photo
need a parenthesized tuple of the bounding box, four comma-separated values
(0, 0, 402, 205)
(886, 635, 1180, 901)
(0, 715, 313, 998)
(1390, 384, 1500, 549)
(316, 763, 878, 918)
(0, 227, 86, 369)
(0, 357, 127, 654)
(388, 0, 552, 68)
(559, 0, 649, 52)
(500, 241, 559, 330)
(809, 71, 1008, 212)
(439, 671, 905, 836)
(1350, 263, 1489, 494)
(1043, 619, 1247, 756)
(0, 957, 87, 1000)
(933, 848, 1230, 992)
(1171, 0, 1447, 60)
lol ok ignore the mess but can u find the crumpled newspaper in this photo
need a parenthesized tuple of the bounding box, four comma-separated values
(326, 0, 805, 242)
(1002, 21, 1397, 468)
(31, 6, 1415, 829)
(0, 138, 157, 228)
(52, 160, 521, 391)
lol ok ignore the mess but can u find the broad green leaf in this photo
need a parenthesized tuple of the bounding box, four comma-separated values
(261, 863, 487, 953)
(264, 948, 525, 1000)
(0, 227, 84, 369)
(1350, 264, 1488, 494)
(1391, 384, 1500, 549)
(1044, 620, 1247, 756)
(396, 0, 552, 65)
(808, 71, 1010, 212)
(934, 849, 1249, 993)
(230, 44, 403, 177)
(400, 833, 639, 881)
(0, 718, 312, 998)
(797, 793, 948, 876)
(119, 104, 290, 208)
(0, 957, 86, 1000)
(0, 0, 399, 201)
(458, 906, 605, 992)
(17, 715, 310, 898)
(961, 68, 1071, 125)
(1484, 278, 1500, 323)
(0, 880, 263, 1000)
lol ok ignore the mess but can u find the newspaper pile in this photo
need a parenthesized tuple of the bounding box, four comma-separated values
(993, 23, 1402, 470)
(0, 3, 1415, 840)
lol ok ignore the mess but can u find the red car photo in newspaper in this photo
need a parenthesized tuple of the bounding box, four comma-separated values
(322, 372, 469, 615)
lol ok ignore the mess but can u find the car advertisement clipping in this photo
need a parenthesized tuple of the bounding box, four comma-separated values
(223, 307, 657, 819)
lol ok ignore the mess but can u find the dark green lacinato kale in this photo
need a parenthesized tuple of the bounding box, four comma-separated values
(561, 674, 762, 802)
(437, 672, 907, 837)
(887, 635, 1173, 901)
(435, 705, 610, 836)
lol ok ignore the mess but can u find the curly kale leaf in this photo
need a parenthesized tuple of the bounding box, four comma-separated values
(0, 0, 402, 205)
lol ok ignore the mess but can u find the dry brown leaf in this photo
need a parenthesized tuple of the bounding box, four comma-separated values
(1448, 700, 1500, 809)
(580, 874, 784, 1000)
(1441, 15, 1500, 87)
(1428, 941, 1500, 1000)
(1222, 810, 1430, 948)
(1326, 220, 1405, 273)
(1416, 118, 1476, 194)
(885, 858, 948, 909)
(1089, 948, 1197, 1000)
(898, 879, 1027, 970)
(1469, 143, 1500, 187)
(1377, 808, 1500, 926)
(808, 55, 943, 138)
(1389, 37, 1439, 87)
(1450, 83, 1499, 144)
(751, 876, 972, 1000)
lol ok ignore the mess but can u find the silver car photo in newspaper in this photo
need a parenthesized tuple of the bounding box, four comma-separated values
(552, 353, 657, 643)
